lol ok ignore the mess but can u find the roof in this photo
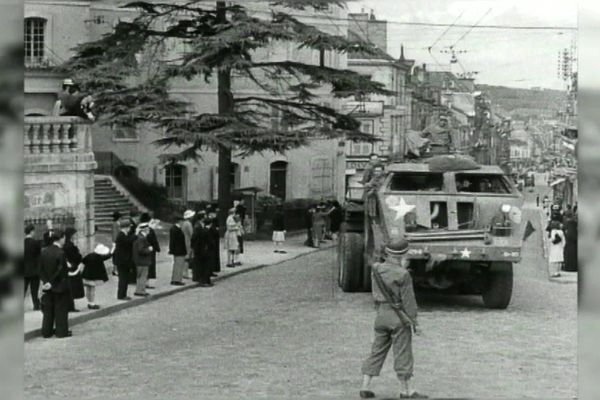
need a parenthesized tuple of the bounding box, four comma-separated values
(426, 71, 463, 89)
(347, 31, 395, 61)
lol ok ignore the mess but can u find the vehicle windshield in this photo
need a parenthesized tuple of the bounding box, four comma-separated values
(387, 172, 444, 192)
(455, 173, 513, 194)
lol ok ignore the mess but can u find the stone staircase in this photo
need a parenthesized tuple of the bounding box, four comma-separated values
(94, 176, 146, 231)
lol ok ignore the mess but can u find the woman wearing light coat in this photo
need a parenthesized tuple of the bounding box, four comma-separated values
(224, 208, 240, 268)
(548, 220, 565, 278)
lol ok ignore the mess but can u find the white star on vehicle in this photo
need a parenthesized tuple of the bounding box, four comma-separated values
(390, 197, 416, 220)
(460, 248, 471, 258)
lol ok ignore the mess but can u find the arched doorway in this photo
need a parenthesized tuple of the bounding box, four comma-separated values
(269, 161, 288, 201)
(165, 164, 187, 201)
(114, 165, 138, 179)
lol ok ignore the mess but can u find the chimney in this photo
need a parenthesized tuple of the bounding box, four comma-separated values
(399, 44, 405, 61)
(370, 9, 375, 20)
(422, 63, 426, 72)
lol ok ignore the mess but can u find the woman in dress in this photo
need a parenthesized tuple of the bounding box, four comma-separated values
(224, 208, 240, 268)
(63, 227, 85, 312)
(548, 220, 565, 278)
(81, 244, 111, 309)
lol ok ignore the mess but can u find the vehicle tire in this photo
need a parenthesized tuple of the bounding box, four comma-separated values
(482, 262, 513, 309)
(338, 232, 364, 292)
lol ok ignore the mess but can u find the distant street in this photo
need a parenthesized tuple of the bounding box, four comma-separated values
(24, 210, 576, 400)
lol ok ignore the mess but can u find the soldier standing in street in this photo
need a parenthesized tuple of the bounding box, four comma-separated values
(359, 239, 427, 399)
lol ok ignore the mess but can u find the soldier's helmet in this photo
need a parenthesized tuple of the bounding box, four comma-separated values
(385, 238, 409, 256)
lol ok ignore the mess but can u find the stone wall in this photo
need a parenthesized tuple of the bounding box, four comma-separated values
(24, 117, 97, 252)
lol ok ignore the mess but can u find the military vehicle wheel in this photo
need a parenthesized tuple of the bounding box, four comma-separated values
(338, 232, 364, 292)
(482, 262, 513, 309)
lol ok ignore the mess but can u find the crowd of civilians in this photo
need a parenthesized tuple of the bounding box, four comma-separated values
(23, 197, 342, 339)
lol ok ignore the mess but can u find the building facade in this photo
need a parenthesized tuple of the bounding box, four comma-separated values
(24, 0, 351, 208)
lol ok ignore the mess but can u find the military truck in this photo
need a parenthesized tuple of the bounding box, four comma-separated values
(338, 155, 524, 309)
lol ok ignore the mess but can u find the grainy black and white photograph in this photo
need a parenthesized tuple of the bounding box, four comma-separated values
(6, 0, 590, 398)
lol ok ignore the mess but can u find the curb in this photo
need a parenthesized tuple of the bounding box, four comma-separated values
(24, 244, 335, 342)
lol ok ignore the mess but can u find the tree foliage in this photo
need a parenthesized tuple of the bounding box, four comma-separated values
(62, 0, 391, 160)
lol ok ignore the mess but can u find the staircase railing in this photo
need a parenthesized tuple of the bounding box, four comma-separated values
(94, 151, 128, 175)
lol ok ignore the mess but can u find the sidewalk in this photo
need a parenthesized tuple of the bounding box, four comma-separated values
(24, 230, 335, 340)
(526, 185, 578, 285)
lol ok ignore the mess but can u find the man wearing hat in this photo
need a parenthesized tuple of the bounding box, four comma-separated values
(182, 210, 195, 279)
(360, 238, 426, 399)
(169, 213, 187, 286)
(52, 78, 74, 116)
(113, 219, 134, 300)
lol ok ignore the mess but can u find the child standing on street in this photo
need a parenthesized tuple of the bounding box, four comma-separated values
(81, 244, 111, 309)
(272, 206, 286, 254)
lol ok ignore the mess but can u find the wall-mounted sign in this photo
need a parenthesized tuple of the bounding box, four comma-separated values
(346, 161, 369, 170)
(342, 101, 384, 116)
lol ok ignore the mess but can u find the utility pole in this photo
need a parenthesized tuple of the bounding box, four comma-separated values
(217, 1, 233, 234)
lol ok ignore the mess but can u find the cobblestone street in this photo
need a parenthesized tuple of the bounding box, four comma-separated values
(24, 209, 576, 400)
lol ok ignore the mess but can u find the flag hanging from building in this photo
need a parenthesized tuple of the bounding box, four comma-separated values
(522, 220, 536, 242)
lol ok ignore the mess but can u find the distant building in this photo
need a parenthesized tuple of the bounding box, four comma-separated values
(344, 11, 413, 198)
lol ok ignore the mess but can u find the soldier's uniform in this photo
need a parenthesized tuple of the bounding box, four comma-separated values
(361, 248, 418, 380)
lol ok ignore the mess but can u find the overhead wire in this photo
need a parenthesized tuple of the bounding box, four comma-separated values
(450, 8, 493, 48)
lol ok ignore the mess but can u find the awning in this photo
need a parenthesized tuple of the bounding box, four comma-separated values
(550, 178, 566, 187)
(451, 109, 469, 126)
(450, 93, 475, 117)
(232, 186, 263, 194)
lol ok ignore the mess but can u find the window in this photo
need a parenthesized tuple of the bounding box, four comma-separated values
(24, 17, 46, 66)
(270, 161, 288, 201)
(455, 173, 512, 194)
(270, 107, 289, 132)
(310, 158, 333, 199)
(112, 124, 138, 141)
(165, 164, 186, 201)
(387, 172, 444, 192)
(350, 121, 374, 156)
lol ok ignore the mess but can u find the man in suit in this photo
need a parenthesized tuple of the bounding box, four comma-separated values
(42, 219, 55, 247)
(113, 219, 134, 300)
(24, 224, 42, 310)
(191, 218, 212, 287)
(169, 214, 187, 286)
(39, 229, 71, 338)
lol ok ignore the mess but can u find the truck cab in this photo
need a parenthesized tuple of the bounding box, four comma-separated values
(338, 157, 524, 309)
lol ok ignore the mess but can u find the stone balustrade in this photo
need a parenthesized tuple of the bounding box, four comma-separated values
(24, 116, 92, 155)
(24, 115, 97, 252)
